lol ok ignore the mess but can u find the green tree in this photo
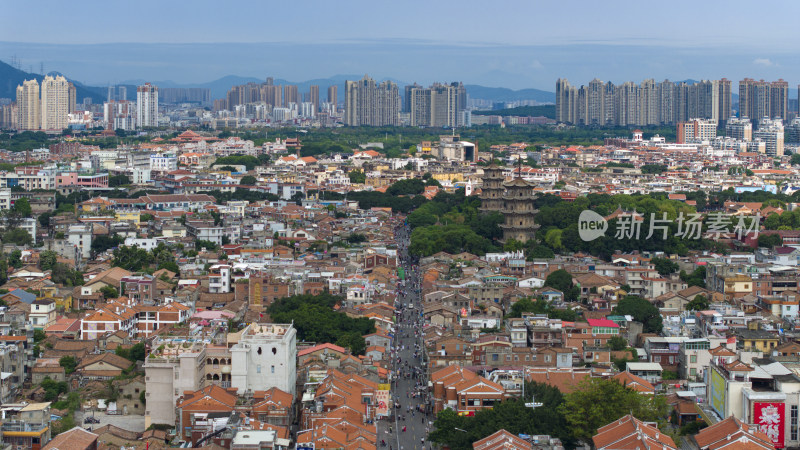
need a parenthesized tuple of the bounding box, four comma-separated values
(758, 233, 783, 248)
(679, 266, 707, 288)
(559, 377, 668, 443)
(91, 235, 124, 254)
(41, 377, 69, 402)
(7, 250, 22, 269)
(348, 169, 366, 184)
(2, 229, 32, 246)
(195, 240, 218, 251)
(430, 382, 574, 450)
(544, 228, 563, 251)
(615, 295, 663, 333)
(386, 178, 425, 196)
(650, 257, 679, 277)
(239, 175, 257, 185)
(686, 295, 709, 311)
(99, 285, 119, 299)
(12, 198, 32, 217)
(213, 155, 261, 170)
(59, 355, 78, 375)
(266, 293, 375, 355)
(607, 336, 628, 351)
(791, 153, 800, 166)
(112, 245, 154, 271)
(108, 174, 131, 187)
(544, 269, 578, 301)
(640, 164, 667, 174)
(50, 263, 84, 286)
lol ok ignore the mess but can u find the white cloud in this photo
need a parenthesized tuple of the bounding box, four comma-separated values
(753, 58, 776, 66)
(530, 60, 544, 69)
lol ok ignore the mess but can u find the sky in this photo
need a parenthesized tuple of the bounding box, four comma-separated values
(1, 0, 799, 90)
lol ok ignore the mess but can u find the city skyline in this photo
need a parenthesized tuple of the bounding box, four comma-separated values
(3, 1, 800, 90)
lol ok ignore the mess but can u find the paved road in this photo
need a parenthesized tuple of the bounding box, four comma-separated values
(75, 410, 146, 433)
(377, 224, 433, 450)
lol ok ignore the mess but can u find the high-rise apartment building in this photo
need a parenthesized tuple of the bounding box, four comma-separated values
(753, 118, 784, 157)
(770, 79, 789, 121)
(556, 78, 732, 127)
(718, 78, 732, 123)
(344, 75, 400, 126)
(787, 118, 800, 145)
(677, 118, 717, 143)
(555, 79, 575, 123)
(16, 79, 40, 130)
(408, 82, 466, 127)
(327, 85, 337, 107)
(725, 117, 753, 142)
(404, 83, 421, 113)
(0, 103, 18, 129)
(283, 85, 299, 107)
(40, 75, 70, 131)
(68, 83, 76, 113)
(308, 85, 319, 113)
(739, 79, 789, 123)
(136, 83, 159, 128)
(586, 79, 605, 125)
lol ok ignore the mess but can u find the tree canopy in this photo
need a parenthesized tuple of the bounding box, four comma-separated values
(615, 295, 663, 334)
(266, 293, 375, 355)
(559, 377, 668, 443)
(430, 382, 575, 449)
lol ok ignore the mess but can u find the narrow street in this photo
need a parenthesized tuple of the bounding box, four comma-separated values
(377, 223, 432, 450)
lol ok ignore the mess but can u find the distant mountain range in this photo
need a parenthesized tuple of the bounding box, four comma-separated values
(0, 60, 106, 103)
(1, 58, 557, 104)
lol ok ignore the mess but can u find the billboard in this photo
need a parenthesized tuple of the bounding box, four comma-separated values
(709, 369, 727, 417)
(754, 402, 785, 448)
(375, 384, 391, 417)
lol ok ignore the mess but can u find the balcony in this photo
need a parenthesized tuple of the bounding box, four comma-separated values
(2, 421, 48, 434)
(647, 348, 678, 354)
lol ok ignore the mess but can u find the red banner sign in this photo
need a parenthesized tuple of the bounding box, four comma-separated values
(754, 402, 785, 448)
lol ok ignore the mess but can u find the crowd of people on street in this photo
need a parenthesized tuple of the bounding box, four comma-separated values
(379, 223, 433, 450)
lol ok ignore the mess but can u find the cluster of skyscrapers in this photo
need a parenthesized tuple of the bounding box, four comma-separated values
(738, 78, 789, 123)
(405, 82, 467, 127)
(102, 83, 160, 130)
(218, 78, 337, 115)
(557, 77, 794, 128)
(343, 75, 401, 126)
(343, 76, 467, 127)
(15, 75, 76, 131)
(556, 78, 734, 127)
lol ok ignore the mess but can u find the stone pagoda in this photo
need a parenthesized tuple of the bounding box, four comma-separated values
(499, 168, 540, 243)
(479, 164, 505, 212)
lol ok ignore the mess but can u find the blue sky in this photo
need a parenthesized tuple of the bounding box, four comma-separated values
(1, 0, 799, 90)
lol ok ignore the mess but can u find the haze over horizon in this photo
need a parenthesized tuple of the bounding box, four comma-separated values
(2, 0, 800, 91)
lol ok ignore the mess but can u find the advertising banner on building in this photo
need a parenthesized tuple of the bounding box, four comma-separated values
(376, 384, 391, 417)
(754, 402, 785, 448)
(709, 369, 727, 417)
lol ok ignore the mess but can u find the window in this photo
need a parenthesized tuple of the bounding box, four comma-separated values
(690, 355, 697, 363)
(690, 368, 697, 376)
(256, 365, 261, 373)
(791, 405, 798, 441)
(271, 366, 275, 374)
